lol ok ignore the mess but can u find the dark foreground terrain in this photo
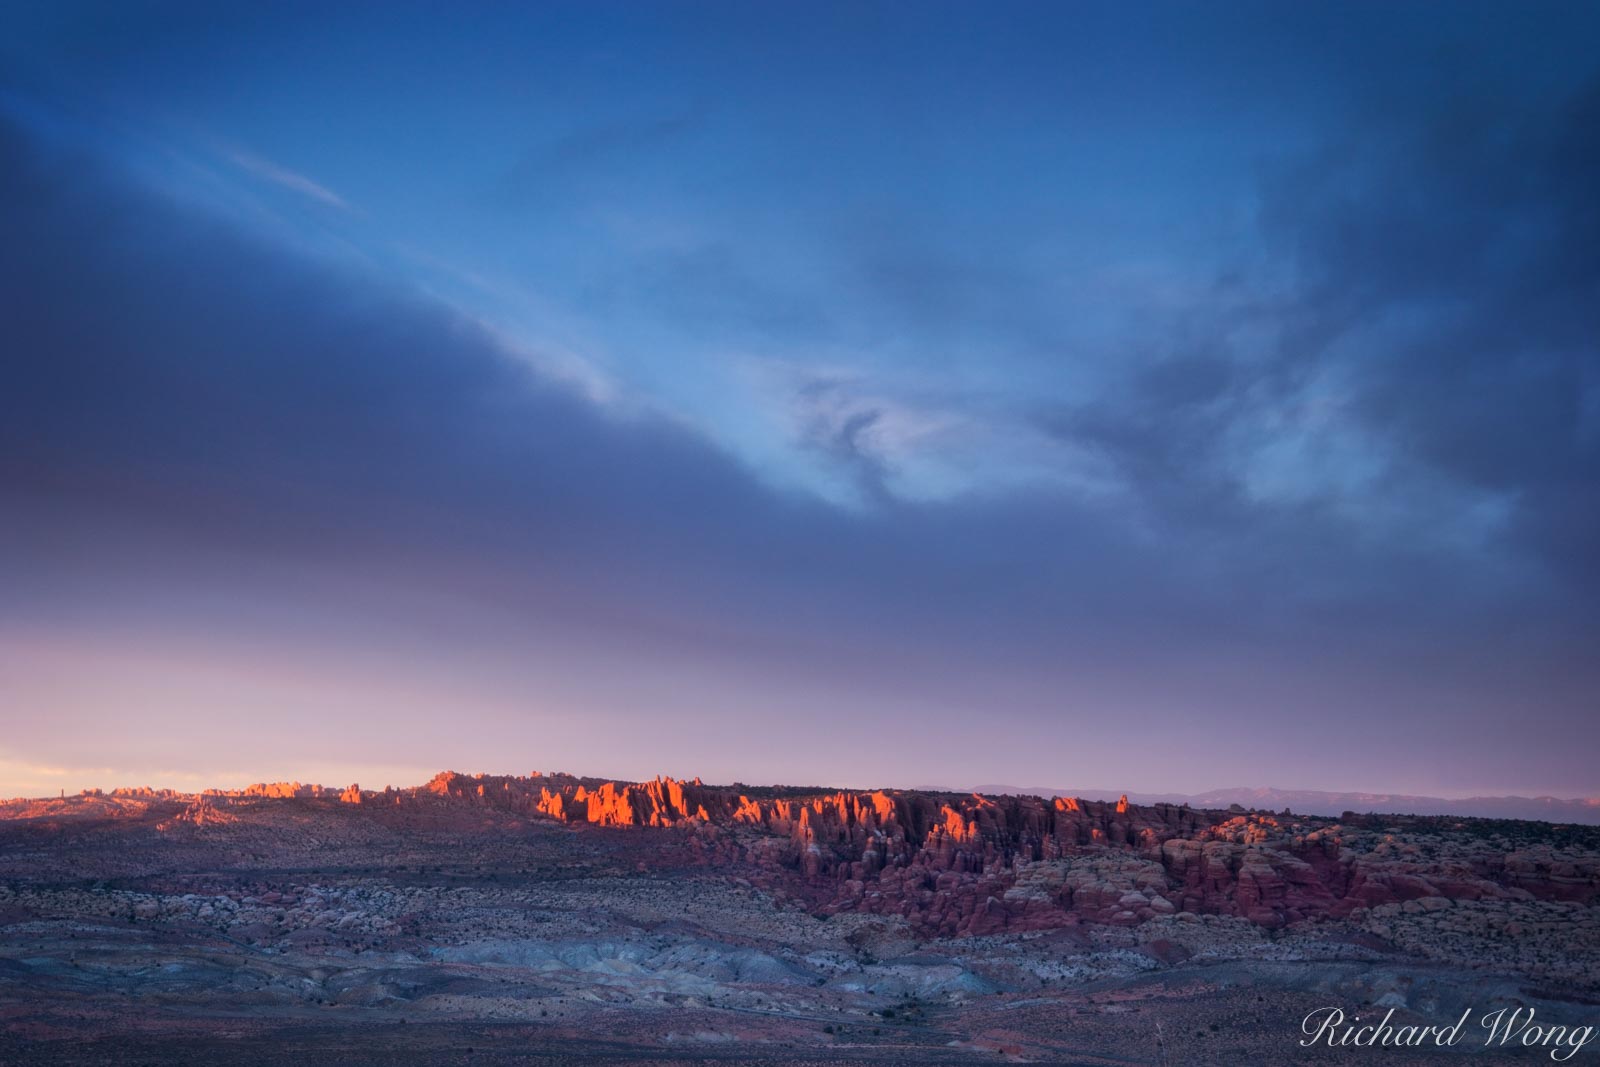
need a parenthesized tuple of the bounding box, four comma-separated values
(2, 773, 1598, 1064)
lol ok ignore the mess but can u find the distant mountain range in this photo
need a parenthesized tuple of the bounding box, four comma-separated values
(941, 785, 1600, 824)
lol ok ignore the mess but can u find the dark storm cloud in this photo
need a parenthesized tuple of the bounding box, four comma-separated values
(1264, 77, 1600, 580)
(1040, 73, 1600, 627)
(0, 112, 763, 590)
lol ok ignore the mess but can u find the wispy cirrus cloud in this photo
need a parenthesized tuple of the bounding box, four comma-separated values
(224, 147, 350, 211)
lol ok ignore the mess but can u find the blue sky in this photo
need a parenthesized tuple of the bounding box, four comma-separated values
(1, 2, 1597, 797)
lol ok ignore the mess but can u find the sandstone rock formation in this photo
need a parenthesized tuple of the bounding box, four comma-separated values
(8, 771, 1597, 939)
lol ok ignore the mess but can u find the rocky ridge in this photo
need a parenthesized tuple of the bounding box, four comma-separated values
(8, 770, 1598, 940)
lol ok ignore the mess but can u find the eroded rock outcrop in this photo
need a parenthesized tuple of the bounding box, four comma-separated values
(8, 770, 1597, 937)
(374, 772, 1600, 935)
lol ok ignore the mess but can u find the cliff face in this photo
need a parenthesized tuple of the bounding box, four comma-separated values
(402, 772, 1600, 935)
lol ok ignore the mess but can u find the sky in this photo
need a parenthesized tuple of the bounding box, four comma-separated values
(1, 2, 1597, 799)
